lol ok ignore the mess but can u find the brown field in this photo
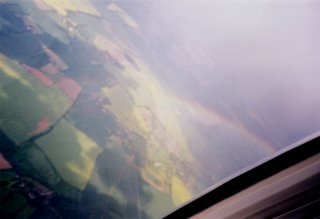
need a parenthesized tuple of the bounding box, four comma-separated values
(57, 77, 82, 101)
(41, 63, 60, 75)
(0, 153, 12, 170)
(22, 64, 53, 87)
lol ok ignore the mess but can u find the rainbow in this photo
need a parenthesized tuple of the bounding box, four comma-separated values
(174, 96, 277, 154)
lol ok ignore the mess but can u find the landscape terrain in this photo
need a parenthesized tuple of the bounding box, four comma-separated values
(1, 0, 320, 218)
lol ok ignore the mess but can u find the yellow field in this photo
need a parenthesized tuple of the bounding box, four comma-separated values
(171, 175, 192, 206)
(100, 56, 196, 205)
(0, 54, 32, 88)
(43, 0, 100, 17)
(94, 35, 128, 66)
(36, 119, 103, 190)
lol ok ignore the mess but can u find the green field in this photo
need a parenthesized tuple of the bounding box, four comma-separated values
(140, 183, 175, 219)
(12, 142, 61, 186)
(0, 54, 72, 144)
(36, 119, 102, 190)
